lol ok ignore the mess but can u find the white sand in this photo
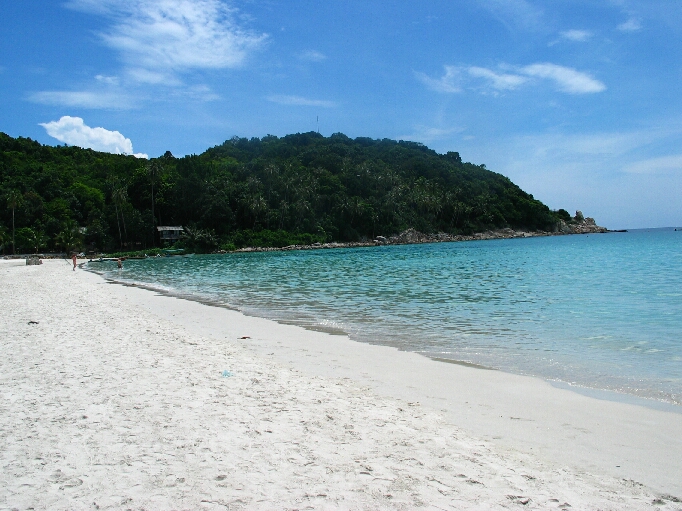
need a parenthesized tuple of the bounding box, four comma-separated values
(1, 259, 681, 510)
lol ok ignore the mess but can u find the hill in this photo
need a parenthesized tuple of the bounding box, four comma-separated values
(0, 131, 575, 253)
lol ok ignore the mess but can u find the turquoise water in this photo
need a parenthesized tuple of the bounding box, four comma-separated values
(95, 228, 682, 405)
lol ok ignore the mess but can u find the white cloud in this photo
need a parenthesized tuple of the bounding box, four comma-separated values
(67, 0, 267, 80)
(560, 29, 593, 42)
(266, 95, 336, 108)
(521, 63, 606, 94)
(398, 125, 463, 144)
(40, 116, 148, 158)
(125, 67, 180, 85)
(95, 74, 120, 85)
(298, 50, 327, 62)
(187, 85, 220, 101)
(170, 84, 221, 101)
(28, 91, 134, 109)
(515, 131, 646, 160)
(467, 67, 527, 90)
(415, 66, 462, 93)
(419, 63, 605, 95)
(622, 154, 682, 175)
(618, 18, 642, 32)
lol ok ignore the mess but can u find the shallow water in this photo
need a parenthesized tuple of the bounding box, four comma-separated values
(96, 228, 682, 405)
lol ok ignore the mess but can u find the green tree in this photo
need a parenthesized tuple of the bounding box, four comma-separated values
(553, 209, 572, 222)
(85, 215, 108, 251)
(248, 195, 267, 228)
(14, 227, 47, 254)
(145, 160, 163, 246)
(1, 130, 576, 249)
(26, 229, 48, 254)
(180, 225, 218, 252)
(55, 220, 83, 254)
(108, 178, 129, 249)
(5, 189, 22, 255)
(0, 224, 7, 254)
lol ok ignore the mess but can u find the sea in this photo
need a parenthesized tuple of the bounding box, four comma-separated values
(94, 228, 682, 408)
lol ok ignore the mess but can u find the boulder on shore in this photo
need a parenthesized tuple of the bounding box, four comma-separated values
(554, 211, 607, 234)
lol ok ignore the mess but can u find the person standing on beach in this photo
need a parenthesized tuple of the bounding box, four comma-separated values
(72, 253, 77, 271)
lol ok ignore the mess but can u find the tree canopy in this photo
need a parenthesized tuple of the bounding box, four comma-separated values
(1, 131, 566, 253)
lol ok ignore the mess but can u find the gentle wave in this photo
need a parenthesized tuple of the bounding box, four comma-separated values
(94, 228, 682, 406)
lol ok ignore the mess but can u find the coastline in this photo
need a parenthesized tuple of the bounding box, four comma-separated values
(0, 219, 609, 260)
(91, 262, 682, 412)
(2, 259, 681, 510)
(110, 272, 682, 494)
(232, 222, 609, 254)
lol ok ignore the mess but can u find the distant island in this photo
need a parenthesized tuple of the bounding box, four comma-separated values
(0, 131, 604, 255)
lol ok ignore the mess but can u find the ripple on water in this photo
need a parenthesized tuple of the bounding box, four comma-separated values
(95, 229, 682, 406)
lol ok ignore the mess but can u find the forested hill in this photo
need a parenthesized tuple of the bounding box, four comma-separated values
(0, 131, 572, 253)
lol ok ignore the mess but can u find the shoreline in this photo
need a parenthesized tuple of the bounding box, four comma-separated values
(547, 380, 682, 415)
(88, 259, 681, 411)
(232, 224, 610, 253)
(0, 221, 610, 260)
(99, 272, 682, 495)
(3, 259, 682, 509)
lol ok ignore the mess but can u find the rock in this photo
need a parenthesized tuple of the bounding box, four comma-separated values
(388, 228, 431, 244)
(555, 214, 607, 235)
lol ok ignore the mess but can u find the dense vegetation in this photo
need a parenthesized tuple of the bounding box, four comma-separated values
(0, 131, 569, 254)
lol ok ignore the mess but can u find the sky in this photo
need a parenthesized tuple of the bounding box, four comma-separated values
(1, 0, 681, 229)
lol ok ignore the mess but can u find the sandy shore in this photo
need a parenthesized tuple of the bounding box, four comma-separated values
(1, 259, 681, 510)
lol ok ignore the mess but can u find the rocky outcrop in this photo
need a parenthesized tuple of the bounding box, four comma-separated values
(231, 212, 607, 253)
(555, 211, 607, 234)
(386, 228, 433, 244)
(234, 228, 557, 253)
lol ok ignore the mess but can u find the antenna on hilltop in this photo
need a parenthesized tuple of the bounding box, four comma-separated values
(317, 115, 319, 134)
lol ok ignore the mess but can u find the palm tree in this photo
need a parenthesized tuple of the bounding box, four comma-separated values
(264, 164, 279, 228)
(342, 196, 365, 227)
(26, 229, 48, 254)
(293, 198, 311, 229)
(145, 161, 162, 247)
(108, 178, 128, 250)
(181, 225, 218, 252)
(55, 220, 82, 254)
(0, 224, 7, 254)
(5, 189, 22, 255)
(249, 195, 267, 228)
(278, 200, 289, 229)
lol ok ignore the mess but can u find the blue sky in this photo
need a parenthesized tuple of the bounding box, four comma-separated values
(1, 0, 681, 229)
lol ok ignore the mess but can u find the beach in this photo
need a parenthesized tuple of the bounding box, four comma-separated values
(1, 259, 681, 510)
